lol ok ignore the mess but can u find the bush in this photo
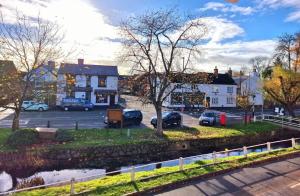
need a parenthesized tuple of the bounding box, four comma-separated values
(17, 176, 45, 189)
(7, 129, 39, 147)
(55, 130, 74, 142)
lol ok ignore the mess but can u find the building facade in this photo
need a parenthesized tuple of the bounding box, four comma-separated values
(162, 67, 237, 108)
(56, 59, 119, 106)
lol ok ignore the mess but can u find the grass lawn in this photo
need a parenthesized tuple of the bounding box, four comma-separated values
(0, 122, 280, 151)
(15, 147, 300, 196)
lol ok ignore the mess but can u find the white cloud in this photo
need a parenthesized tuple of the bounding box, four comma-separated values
(199, 2, 255, 16)
(0, 0, 121, 64)
(258, 0, 300, 22)
(200, 17, 244, 43)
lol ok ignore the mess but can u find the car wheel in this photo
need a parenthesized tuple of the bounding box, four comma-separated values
(64, 107, 69, 111)
(84, 108, 89, 111)
(177, 119, 181, 126)
(38, 107, 43, 112)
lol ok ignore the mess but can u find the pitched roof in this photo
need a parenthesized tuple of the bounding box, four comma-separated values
(58, 63, 118, 76)
(170, 72, 237, 85)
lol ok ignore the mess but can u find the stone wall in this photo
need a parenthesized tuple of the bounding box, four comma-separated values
(1, 128, 300, 178)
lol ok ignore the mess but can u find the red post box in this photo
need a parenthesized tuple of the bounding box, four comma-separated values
(220, 112, 226, 126)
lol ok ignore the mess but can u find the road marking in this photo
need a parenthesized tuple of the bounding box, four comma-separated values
(290, 182, 300, 188)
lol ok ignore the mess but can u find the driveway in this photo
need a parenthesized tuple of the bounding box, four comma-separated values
(153, 156, 300, 196)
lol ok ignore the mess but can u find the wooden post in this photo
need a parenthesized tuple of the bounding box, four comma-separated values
(212, 151, 217, 164)
(130, 166, 135, 182)
(70, 177, 75, 195)
(179, 157, 184, 171)
(267, 142, 271, 152)
(292, 138, 296, 149)
(243, 146, 247, 158)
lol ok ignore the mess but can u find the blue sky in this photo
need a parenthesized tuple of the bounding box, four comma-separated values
(1, 0, 300, 73)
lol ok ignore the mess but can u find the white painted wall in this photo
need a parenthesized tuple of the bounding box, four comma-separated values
(241, 72, 263, 106)
(162, 83, 237, 108)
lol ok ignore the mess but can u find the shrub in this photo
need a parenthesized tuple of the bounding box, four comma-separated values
(6, 129, 39, 147)
(55, 130, 74, 142)
(16, 176, 45, 189)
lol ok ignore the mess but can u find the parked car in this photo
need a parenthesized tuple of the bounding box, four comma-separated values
(199, 110, 220, 126)
(150, 111, 182, 128)
(59, 98, 94, 111)
(104, 109, 143, 127)
(21, 101, 49, 111)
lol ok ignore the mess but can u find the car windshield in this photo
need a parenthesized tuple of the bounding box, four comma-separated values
(203, 112, 215, 117)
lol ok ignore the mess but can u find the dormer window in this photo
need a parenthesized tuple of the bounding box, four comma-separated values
(98, 76, 106, 87)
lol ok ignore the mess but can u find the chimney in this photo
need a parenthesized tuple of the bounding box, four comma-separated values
(228, 67, 232, 77)
(48, 60, 55, 67)
(78, 58, 84, 65)
(214, 66, 218, 77)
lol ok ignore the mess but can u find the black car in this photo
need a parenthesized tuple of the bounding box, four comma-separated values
(150, 111, 182, 128)
(104, 109, 143, 127)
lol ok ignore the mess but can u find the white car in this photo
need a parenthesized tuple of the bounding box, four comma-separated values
(199, 110, 220, 126)
(21, 101, 49, 111)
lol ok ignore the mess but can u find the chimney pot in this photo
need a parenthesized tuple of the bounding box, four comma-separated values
(78, 59, 84, 65)
(214, 66, 218, 76)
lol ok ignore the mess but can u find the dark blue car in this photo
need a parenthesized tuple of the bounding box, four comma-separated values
(60, 98, 94, 111)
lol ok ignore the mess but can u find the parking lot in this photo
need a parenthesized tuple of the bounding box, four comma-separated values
(0, 95, 278, 129)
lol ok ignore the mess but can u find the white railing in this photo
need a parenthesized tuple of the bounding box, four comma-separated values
(256, 114, 300, 128)
(1, 137, 300, 195)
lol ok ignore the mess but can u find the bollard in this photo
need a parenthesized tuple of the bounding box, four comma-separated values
(70, 177, 75, 195)
(75, 121, 78, 130)
(179, 157, 184, 171)
(212, 151, 217, 164)
(47, 120, 50, 128)
(130, 166, 135, 182)
(243, 146, 248, 158)
(292, 138, 296, 149)
(253, 116, 257, 122)
(267, 142, 271, 152)
(127, 129, 130, 137)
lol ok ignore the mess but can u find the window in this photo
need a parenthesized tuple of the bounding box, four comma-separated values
(227, 87, 233, 93)
(98, 76, 106, 87)
(191, 84, 197, 90)
(227, 97, 234, 104)
(175, 84, 182, 89)
(95, 93, 108, 103)
(171, 93, 182, 105)
(212, 86, 219, 93)
(86, 75, 91, 87)
(212, 97, 218, 105)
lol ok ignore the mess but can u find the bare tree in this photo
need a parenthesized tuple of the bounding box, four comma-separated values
(120, 9, 206, 135)
(249, 56, 270, 77)
(0, 11, 65, 131)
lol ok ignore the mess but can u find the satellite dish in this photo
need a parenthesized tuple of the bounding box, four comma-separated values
(226, 0, 239, 3)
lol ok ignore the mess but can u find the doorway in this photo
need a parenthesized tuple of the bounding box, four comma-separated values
(110, 95, 115, 106)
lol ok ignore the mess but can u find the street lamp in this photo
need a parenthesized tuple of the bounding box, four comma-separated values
(252, 94, 256, 117)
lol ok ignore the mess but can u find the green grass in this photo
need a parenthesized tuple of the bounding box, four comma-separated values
(15, 147, 300, 196)
(0, 122, 280, 151)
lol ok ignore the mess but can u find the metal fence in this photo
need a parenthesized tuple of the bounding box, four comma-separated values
(255, 114, 300, 128)
(1, 137, 299, 195)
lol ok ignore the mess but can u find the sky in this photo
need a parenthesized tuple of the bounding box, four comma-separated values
(1, 0, 300, 74)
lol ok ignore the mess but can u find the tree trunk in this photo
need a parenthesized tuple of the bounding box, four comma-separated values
(12, 109, 20, 131)
(286, 104, 295, 117)
(155, 106, 163, 136)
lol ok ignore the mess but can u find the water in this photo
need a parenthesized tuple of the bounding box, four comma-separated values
(0, 141, 293, 193)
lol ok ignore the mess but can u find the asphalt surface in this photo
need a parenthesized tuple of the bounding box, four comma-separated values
(153, 156, 300, 196)
(0, 95, 298, 129)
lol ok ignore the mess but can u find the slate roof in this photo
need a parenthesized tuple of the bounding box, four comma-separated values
(58, 63, 118, 76)
(170, 72, 237, 85)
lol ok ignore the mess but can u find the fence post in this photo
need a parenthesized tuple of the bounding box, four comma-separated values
(70, 177, 75, 195)
(127, 129, 130, 137)
(225, 148, 229, 157)
(179, 157, 184, 171)
(292, 138, 296, 149)
(130, 166, 135, 182)
(47, 120, 50, 128)
(75, 121, 78, 130)
(253, 116, 256, 122)
(267, 142, 271, 152)
(212, 151, 217, 164)
(243, 146, 247, 158)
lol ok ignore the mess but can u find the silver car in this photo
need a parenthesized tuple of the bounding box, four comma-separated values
(199, 110, 220, 126)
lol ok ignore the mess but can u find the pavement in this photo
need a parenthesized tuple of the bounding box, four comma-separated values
(0, 95, 298, 129)
(153, 156, 300, 196)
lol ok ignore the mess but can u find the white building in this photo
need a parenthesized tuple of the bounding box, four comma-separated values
(162, 67, 237, 108)
(56, 59, 119, 106)
(240, 68, 263, 106)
